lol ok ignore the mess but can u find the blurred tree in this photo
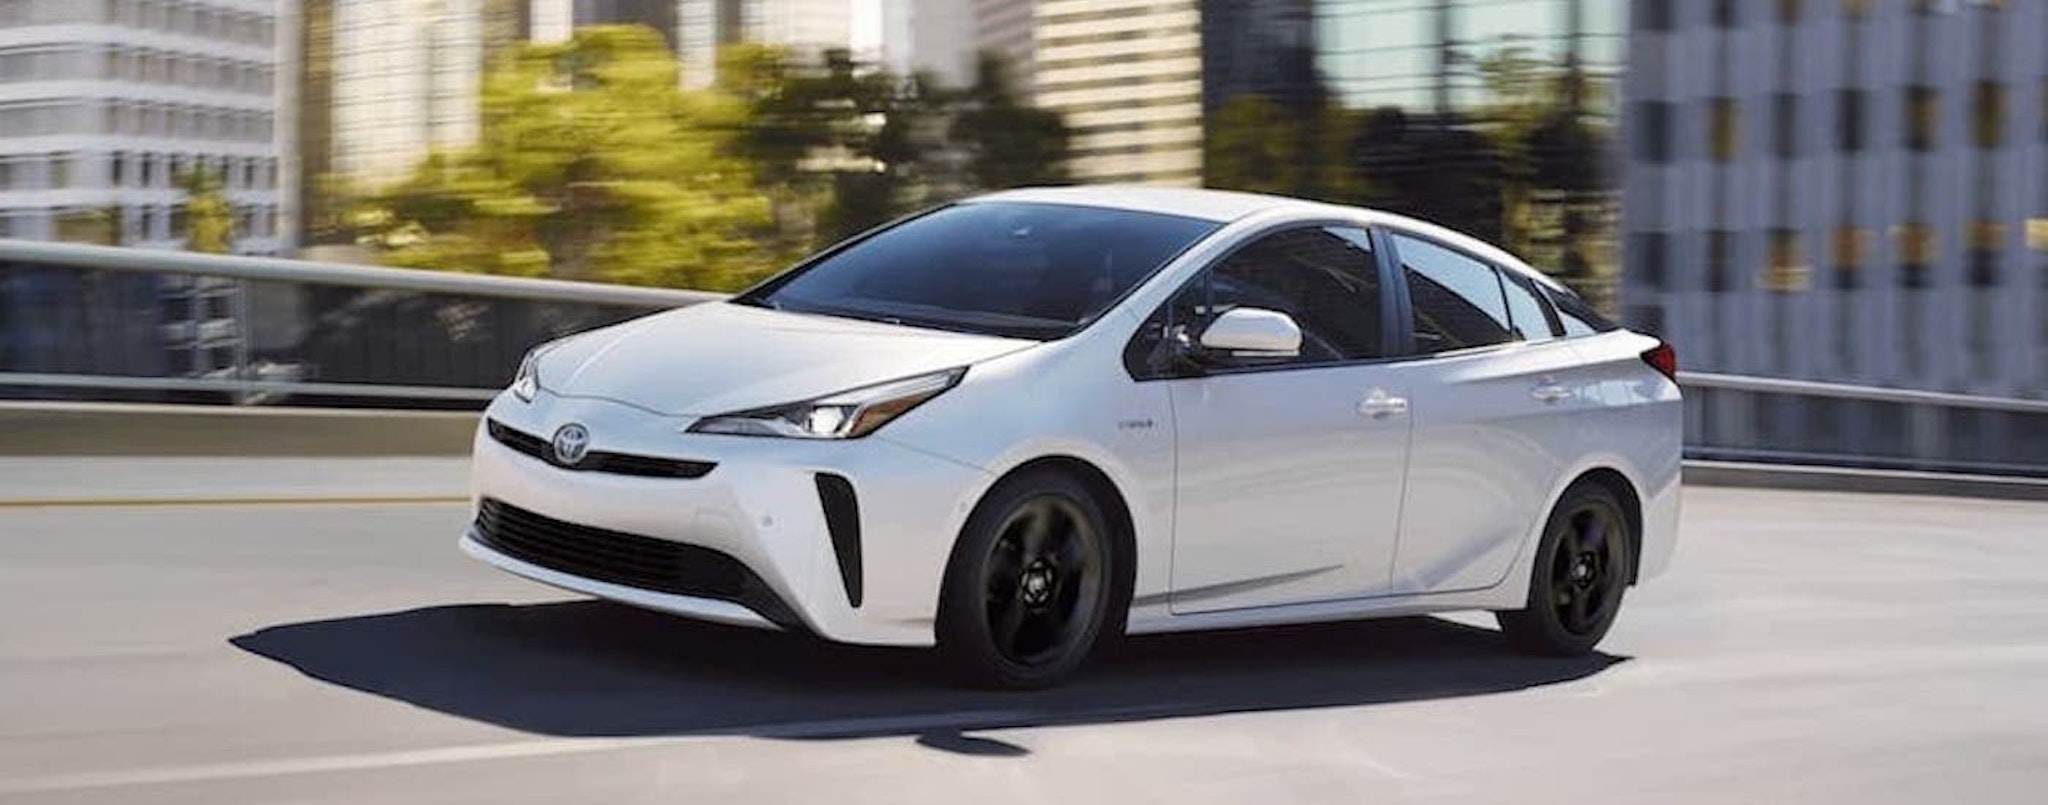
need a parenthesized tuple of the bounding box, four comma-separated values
(361, 26, 775, 290)
(950, 53, 1070, 191)
(721, 46, 950, 248)
(1205, 95, 1309, 195)
(1476, 47, 1611, 285)
(175, 167, 235, 254)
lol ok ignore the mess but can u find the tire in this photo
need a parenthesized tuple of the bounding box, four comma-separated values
(936, 469, 1116, 690)
(1496, 482, 1634, 657)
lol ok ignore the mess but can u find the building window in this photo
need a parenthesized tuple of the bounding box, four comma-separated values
(1714, 0, 1739, 27)
(1896, 223, 1937, 288)
(1968, 221, 2004, 287)
(1773, 92, 1799, 158)
(1972, 81, 2005, 149)
(1842, 0, 1870, 17)
(1836, 89, 1865, 152)
(49, 153, 71, 188)
(1707, 230, 1735, 292)
(1779, 0, 1804, 23)
(1637, 0, 1675, 31)
(1710, 98, 1741, 162)
(1628, 232, 1669, 290)
(1831, 226, 1870, 289)
(1765, 229, 1811, 292)
(2029, 218, 2048, 251)
(1635, 102, 1674, 163)
(1906, 86, 1939, 151)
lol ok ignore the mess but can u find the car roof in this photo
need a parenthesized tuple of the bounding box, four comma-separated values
(969, 186, 1568, 292)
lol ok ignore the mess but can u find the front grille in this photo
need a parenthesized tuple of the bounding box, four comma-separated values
(472, 499, 802, 630)
(487, 419, 715, 479)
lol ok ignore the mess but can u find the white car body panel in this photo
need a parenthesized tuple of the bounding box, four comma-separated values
(1165, 363, 1411, 613)
(463, 187, 1683, 649)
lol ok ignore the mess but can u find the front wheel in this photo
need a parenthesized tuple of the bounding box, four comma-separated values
(936, 470, 1114, 689)
(1496, 483, 1634, 656)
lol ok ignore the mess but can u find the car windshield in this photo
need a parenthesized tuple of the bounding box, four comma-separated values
(734, 201, 1222, 340)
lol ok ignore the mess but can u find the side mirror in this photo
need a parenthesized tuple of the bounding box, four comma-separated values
(1196, 307, 1301, 360)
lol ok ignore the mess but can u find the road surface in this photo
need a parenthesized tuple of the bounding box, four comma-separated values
(2, 479, 2044, 804)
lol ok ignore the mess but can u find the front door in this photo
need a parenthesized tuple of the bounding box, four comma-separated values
(1160, 225, 1414, 614)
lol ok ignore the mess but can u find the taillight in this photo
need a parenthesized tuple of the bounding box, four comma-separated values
(1641, 342, 1678, 382)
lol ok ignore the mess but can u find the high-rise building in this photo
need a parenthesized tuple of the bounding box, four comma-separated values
(297, 0, 527, 247)
(1034, 0, 1203, 186)
(530, 0, 679, 48)
(0, 0, 286, 253)
(972, 0, 1032, 89)
(1621, 0, 2048, 397)
(332, 0, 485, 187)
(882, 0, 974, 87)
(678, 0, 855, 88)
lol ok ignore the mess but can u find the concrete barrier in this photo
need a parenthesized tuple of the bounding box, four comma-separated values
(0, 402, 479, 457)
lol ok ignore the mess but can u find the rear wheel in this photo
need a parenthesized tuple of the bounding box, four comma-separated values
(936, 470, 1113, 689)
(1496, 483, 1633, 656)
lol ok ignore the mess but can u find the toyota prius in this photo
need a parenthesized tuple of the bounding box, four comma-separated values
(463, 187, 1682, 689)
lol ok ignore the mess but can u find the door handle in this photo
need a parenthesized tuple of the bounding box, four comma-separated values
(1358, 389, 1409, 419)
(1531, 377, 1572, 404)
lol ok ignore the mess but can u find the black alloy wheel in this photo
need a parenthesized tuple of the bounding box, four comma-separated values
(1497, 483, 1634, 656)
(937, 470, 1114, 689)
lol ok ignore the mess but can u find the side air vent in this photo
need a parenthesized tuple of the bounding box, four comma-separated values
(814, 473, 863, 608)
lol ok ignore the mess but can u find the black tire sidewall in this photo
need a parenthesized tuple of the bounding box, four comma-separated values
(1502, 484, 1633, 656)
(936, 470, 1115, 689)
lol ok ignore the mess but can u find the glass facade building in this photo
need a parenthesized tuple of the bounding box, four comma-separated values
(1622, 0, 2048, 398)
(1203, 0, 1628, 305)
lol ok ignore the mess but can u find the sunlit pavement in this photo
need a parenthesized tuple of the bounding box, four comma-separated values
(2, 483, 2044, 804)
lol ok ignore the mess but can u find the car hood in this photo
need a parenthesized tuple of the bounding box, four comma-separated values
(534, 302, 1036, 416)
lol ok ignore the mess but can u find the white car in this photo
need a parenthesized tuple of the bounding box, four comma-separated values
(463, 187, 1682, 689)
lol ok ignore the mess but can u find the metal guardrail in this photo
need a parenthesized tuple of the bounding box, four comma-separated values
(0, 239, 719, 406)
(3, 240, 2044, 475)
(1678, 372, 2048, 478)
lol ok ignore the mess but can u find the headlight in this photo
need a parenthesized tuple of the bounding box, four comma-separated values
(687, 368, 966, 439)
(509, 348, 543, 403)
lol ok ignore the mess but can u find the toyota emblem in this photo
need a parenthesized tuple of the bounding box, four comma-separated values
(551, 423, 590, 466)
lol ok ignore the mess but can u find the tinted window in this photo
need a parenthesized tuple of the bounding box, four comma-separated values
(1130, 227, 1382, 373)
(1500, 271, 1559, 341)
(1189, 227, 1382, 364)
(1549, 287, 1620, 337)
(740, 202, 1220, 340)
(1393, 233, 1513, 352)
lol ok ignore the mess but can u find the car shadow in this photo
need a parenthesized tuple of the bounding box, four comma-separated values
(230, 601, 1624, 743)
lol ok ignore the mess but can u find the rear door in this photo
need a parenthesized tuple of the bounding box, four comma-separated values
(1380, 229, 1598, 594)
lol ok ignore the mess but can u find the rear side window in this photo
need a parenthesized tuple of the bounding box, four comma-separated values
(1548, 286, 1621, 337)
(1392, 233, 1513, 351)
(1500, 271, 1561, 341)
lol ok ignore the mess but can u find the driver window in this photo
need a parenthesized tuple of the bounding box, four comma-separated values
(1174, 226, 1384, 365)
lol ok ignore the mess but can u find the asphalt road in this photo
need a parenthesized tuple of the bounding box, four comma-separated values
(2, 485, 2045, 804)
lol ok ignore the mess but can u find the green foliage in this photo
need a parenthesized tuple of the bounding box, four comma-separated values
(175, 167, 235, 254)
(362, 26, 774, 290)
(950, 53, 1070, 191)
(344, 37, 1074, 288)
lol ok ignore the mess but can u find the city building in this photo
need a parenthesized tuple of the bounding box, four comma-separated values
(0, 0, 286, 253)
(1034, 0, 1203, 186)
(1200, 0, 1626, 281)
(973, 0, 1032, 89)
(1621, 0, 2048, 397)
(531, 0, 677, 48)
(297, 0, 529, 247)
(677, 0, 855, 88)
(881, 0, 974, 86)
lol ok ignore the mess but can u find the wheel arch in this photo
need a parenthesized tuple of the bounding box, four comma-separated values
(963, 455, 1140, 636)
(1564, 466, 1645, 585)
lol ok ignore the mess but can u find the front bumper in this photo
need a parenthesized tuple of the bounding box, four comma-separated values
(464, 391, 992, 646)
